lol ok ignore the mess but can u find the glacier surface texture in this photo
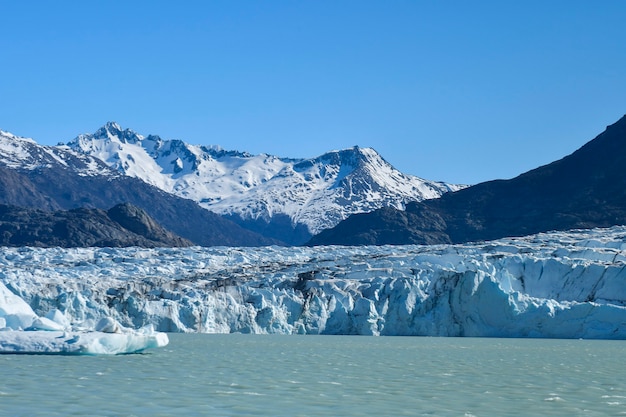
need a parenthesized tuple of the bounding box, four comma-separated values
(0, 281, 169, 355)
(2, 227, 626, 339)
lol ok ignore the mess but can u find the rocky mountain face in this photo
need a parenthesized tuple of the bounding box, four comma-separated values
(0, 130, 276, 246)
(309, 114, 626, 246)
(66, 122, 463, 244)
(0, 203, 192, 248)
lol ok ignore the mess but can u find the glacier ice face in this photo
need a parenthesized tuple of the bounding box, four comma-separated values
(2, 226, 626, 339)
(0, 277, 169, 354)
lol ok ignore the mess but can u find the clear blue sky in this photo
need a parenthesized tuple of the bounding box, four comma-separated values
(1, 1, 625, 184)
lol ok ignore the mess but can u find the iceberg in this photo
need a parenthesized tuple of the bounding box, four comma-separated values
(0, 328, 169, 355)
(0, 281, 168, 355)
(2, 226, 626, 339)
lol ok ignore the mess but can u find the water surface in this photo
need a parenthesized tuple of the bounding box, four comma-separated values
(1, 334, 625, 416)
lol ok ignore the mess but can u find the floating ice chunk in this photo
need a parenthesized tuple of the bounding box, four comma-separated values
(0, 330, 169, 355)
(82, 330, 169, 355)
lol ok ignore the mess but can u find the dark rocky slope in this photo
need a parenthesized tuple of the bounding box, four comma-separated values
(0, 156, 277, 246)
(309, 114, 626, 245)
(0, 203, 192, 248)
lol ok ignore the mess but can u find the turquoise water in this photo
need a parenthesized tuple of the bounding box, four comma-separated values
(1, 334, 626, 416)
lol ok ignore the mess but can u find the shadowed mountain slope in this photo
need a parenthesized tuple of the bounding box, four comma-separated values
(0, 203, 193, 248)
(0, 131, 277, 246)
(309, 114, 626, 245)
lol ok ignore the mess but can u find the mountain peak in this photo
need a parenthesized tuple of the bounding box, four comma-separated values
(314, 146, 385, 173)
(93, 122, 143, 144)
(64, 123, 462, 243)
(309, 113, 626, 246)
(0, 129, 36, 144)
(105, 121, 122, 131)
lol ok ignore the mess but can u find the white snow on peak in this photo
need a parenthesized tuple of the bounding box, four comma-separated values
(64, 124, 465, 234)
(0, 129, 118, 177)
(0, 130, 43, 168)
(0, 129, 37, 144)
(2, 226, 626, 339)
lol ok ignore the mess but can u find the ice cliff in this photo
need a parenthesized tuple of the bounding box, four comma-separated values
(0, 281, 168, 354)
(2, 226, 626, 339)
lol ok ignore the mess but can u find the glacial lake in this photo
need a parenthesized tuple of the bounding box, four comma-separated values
(1, 334, 626, 416)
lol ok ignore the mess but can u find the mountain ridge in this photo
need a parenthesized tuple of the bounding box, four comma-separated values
(0, 130, 278, 246)
(308, 114, 626, 246)
(65, 123, 463, 244)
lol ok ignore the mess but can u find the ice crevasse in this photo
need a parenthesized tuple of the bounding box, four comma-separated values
(2, 226, 626, 339)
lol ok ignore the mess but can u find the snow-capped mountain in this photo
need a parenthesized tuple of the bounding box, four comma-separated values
(0, 129, 276, 246)
(65, 122, 463, 243)
(0, 129, 114, 177)
(310, 114, 626, 246)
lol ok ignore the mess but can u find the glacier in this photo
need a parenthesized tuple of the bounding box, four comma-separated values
(2, 226, 626, 339)
(0, 274, 168, 354)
